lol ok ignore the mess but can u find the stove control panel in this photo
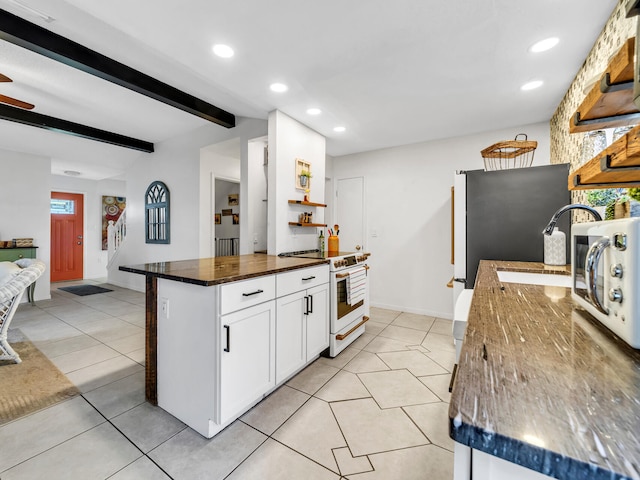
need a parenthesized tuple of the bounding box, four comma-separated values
(333, 253, 370, 269)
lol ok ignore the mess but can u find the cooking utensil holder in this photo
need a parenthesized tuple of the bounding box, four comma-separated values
(328, 235, 339, 253)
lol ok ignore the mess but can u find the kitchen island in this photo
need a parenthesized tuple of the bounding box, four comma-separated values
(449, 260, 640, 480)
(120, 254, 330, 437)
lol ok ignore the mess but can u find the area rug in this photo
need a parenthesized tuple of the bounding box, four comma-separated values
(58, 284, 113, 296)
(0, 330, 80, 426)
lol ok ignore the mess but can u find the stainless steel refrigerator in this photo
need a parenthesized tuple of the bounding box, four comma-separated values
(453, 164, 571, 299)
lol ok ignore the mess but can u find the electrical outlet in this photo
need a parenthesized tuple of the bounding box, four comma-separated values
(160, 297, 169, 319)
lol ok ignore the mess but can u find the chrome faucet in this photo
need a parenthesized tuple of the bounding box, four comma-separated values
(542, 204, 602, 235)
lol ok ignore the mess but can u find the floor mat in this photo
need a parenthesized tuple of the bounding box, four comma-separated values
(58, 285, 113, 296)
(0, 330, 80, 425)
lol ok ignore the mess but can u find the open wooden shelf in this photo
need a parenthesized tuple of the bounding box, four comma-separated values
(287, 200, 327, 207)
(570, 37, 640, 133)
(288, 222, 327, 227)
(569, 124, 640, 189)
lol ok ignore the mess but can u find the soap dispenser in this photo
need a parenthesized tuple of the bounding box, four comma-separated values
(544, 227, 566, 265)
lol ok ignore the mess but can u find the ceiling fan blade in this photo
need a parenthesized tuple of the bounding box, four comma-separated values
(0, 73, 12, 82)
(0, 94, 34, 110)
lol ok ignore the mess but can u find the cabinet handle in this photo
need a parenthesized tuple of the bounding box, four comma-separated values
(308, 294, 313, 314)
(224, 325, 230, 352)
(302, 276, 315, 281)
(304, 295, 309, 315)
(242, 289, 264, 297)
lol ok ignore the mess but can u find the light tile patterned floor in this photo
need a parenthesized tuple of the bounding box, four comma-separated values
(1, 282, 455, 479)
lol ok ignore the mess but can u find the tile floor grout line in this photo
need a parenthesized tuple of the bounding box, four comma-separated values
(10, 296, 455, 478)
(81, 393, 177, 480)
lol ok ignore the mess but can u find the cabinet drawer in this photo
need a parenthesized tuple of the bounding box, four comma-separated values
(0, 248, 37, 262)
(277, 265, 329, 297)
(220, 275, 275, 315)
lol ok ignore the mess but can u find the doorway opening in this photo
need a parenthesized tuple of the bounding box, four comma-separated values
(214, 178, 240, 256)
(200, 137, 241, 257)
(50, 191, 84, 282)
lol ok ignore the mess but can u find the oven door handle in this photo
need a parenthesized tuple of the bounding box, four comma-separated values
(336, 316, 369, 341)
(585, 236, 610, 315)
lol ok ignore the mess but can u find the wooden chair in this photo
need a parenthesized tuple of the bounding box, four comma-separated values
(0, 259, 45, 364)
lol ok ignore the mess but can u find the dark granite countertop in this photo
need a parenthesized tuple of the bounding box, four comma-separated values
(119, 254, 329, 286)
(449, 260, 640, 480)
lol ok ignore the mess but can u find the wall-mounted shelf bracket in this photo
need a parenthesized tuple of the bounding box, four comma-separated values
(600, 73, 634, 94)
(600, 154, 640, 173)
(572, 111, 640, 129)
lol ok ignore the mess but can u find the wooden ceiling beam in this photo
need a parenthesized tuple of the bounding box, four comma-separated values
(0, 103, 154, 152)
(0, 8, 236, 128)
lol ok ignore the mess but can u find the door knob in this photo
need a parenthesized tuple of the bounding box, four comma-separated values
(356, 245, 361, 251)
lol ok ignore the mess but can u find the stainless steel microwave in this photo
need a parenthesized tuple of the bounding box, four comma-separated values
(572, 218, 640, 348)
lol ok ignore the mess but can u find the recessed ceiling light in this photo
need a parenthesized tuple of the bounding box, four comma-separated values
(212, 44, 234, 58)
(521, 80, 543, 91)
(306, 108, 321, 115)
(333, 126, 346, 133)
(63, 170, 81, 176)
(530, 37, 559, 53)
(270, 83, 288, 93)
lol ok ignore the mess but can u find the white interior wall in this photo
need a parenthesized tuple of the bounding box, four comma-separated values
(248, 137, 268, 253)
(199, 138, 241, 258)
(110, 117, 267, 291)
(214, 179, 240, 239)
(332, 121, 552, 319)
(0, 149, 51, 301)
(51, 175, 126, 279)
(268, 110, 326, 255)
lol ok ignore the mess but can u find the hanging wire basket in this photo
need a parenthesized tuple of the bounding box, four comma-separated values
(481, 133, 537, 171)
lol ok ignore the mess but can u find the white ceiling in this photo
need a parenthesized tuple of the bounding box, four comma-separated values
(0, 0, 619, 180)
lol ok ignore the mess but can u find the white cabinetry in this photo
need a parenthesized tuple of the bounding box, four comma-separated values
(275, 291, 306, 383)
(305, 283, 329, 360)
(454, 443, 552, 480)
(275, 265, 329, 384)
(156, 263, 329, 439)
(220, 300, 275, 424)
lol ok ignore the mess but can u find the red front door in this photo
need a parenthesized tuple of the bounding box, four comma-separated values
(51, 192, 84, 282)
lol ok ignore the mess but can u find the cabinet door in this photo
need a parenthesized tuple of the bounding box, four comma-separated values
(306, 283, 329, 361)
(220, 300, 275, 424)
(276, 291, 306, 384)
(471, 448, 553, 480)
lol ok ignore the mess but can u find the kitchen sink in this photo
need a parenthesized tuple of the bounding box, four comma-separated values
(496, 270, 572, 288)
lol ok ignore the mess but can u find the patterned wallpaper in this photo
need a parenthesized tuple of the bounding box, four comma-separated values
(550, 0, 636, 222)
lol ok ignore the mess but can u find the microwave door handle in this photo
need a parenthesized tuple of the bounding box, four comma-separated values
(585, 236, 610, 315)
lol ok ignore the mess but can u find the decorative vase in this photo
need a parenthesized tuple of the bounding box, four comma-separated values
(299, 175, 308, 187)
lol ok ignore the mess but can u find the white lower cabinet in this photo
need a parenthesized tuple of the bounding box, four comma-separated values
(156, 265, 329, 439)
(276, 291, 307, 384)
(454, 443, 552, 480)
(219, 300, 276, 425)
(275, 266, 329, 384)
(305, 283, 329, 361)
(275, 282, 330, 384)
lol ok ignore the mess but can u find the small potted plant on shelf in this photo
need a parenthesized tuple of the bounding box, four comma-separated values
(299, 170, 312, 187)
(586, 188, 625, 220)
